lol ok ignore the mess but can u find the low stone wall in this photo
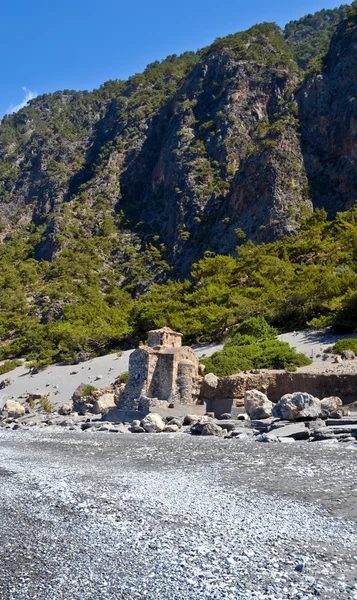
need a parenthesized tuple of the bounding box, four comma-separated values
(200, 371, 357, 417)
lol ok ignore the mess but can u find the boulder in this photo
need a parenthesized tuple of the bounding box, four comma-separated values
(0, 378, 11, 389)
(256, 433, 279, 443)
(272, 392, 322, 421)
(141, 413, 165, 433)
(3, 400, 25, 419)
(163, 424, 179, 433)
(92, 393, 116, 415)
(165, 416, 183, 427)
(28, 392, 48, 402)
(72, 383, 91, 401)
(58, 403, 73, 416)
(320, 396, 342, 417)
(183, 414, 200, 425)
(217, 413, 232, 420)
(200, 422, 223, 436)
(131, 425, 145, 433)
(341, 350, 355, 360)
(244, 390, 273, 420)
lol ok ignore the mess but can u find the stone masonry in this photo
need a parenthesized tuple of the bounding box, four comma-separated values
(118, 328, 200, 411)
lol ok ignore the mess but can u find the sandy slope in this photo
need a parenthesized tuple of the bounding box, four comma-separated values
(0, 329, 356, 409)
(0, 343, 224, 409)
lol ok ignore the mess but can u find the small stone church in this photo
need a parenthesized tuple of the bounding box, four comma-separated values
(118, 327, 200, 411)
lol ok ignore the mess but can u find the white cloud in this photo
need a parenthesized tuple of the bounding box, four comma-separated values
(7, 87, 38, 115)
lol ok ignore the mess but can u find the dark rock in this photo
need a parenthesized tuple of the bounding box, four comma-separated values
(200, 423, 223, 437)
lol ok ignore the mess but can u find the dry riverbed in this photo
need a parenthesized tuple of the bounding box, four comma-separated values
(0, 430, 356, 600)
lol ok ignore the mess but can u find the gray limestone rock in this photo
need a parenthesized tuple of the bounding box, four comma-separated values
(141, 413, 165, 433)
(244, 390, 273, 420)
(272, 393, 322, 421)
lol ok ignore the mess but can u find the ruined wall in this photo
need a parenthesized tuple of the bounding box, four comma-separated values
(201, 371, 357, 417)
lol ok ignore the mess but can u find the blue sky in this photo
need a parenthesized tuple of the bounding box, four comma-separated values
(0, 0, 346, 117)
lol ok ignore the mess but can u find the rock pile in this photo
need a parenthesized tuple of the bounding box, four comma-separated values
(0, 383, 356, 445)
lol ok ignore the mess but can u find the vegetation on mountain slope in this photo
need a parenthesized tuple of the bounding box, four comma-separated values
(0, 5, 357, 367)
(284, 4, 350, 70)
(0, 205, 356, 367)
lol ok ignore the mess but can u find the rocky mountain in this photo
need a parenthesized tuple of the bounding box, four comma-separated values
(0, 4, 356, 280)
(0, 3, 357, 365)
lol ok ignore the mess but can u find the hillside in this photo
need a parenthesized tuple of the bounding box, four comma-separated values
(0, 3, 357, 366)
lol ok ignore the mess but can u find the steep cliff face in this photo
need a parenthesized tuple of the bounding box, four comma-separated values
(297, 9, 357, 215)
(0, 9, 357, 279)
(119, 24, 311, 271)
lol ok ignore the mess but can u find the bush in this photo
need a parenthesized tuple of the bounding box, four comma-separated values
(0, 359, 22, 375)
(201, 339, 311, 377)
(332, 292, 357, 334)
(117, 372, 129, 384)
(81, 384, 97, 397)
(226, 317, 277, 347)
(330, 338, 357, 355)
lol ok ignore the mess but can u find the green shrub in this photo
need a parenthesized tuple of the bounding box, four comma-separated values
(227, 317, 277, 346)
(81, 384, 97, 397)
(117, 372, 129, 384)
(0, 359, 22, 375)
(330, 338, 357, 354)
(201, 339, 311, 377)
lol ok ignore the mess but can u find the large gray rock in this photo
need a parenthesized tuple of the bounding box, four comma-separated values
(341, 350, 355, 360)
(272, 393, 322, 421)
(163, 424, 179, 433)
(200, 422, 223, 436)
(141, 413, 165, 433)
(244, 390, 273, 420)
(72, 383, 92, 401)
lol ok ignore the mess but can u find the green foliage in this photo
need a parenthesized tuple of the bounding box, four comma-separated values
(81, 384, 97, 397)
(201, 339, 311, 377)
(0, 359, 22, 376)
(135, 205, 357, 345)
(284, 6, 350, 70)
(117, 372, 129, 384)
(226, 317, 277, 346)
(330, 338, 357, 354)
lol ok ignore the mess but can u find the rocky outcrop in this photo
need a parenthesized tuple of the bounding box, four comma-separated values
(201, 370, 357, 417)
(297, 10, 357, 217)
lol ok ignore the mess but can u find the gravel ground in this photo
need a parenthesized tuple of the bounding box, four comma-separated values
(0, 430, 356, 600)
